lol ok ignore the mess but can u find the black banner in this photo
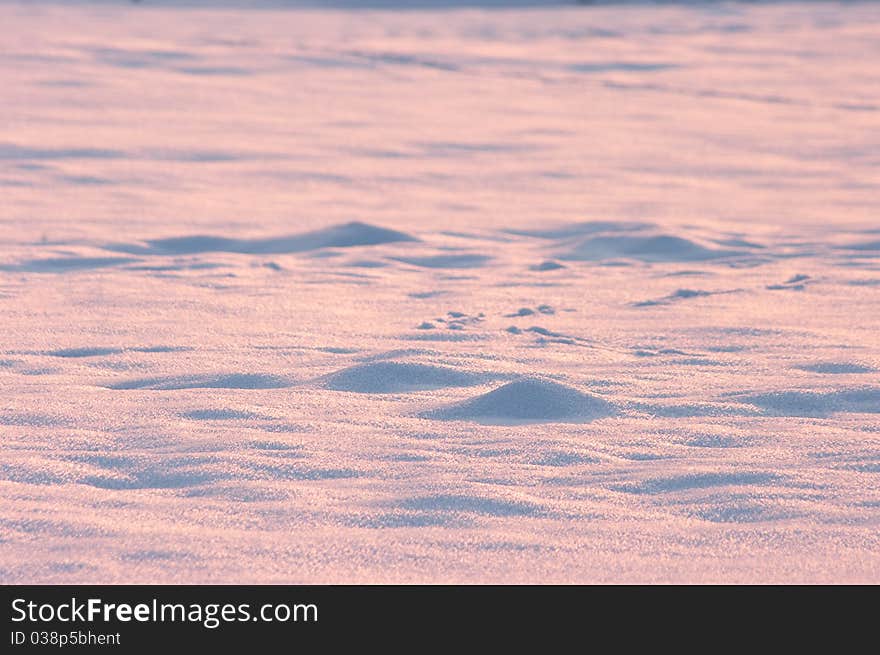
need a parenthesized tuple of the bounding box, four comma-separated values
(0, 585, 868, 649)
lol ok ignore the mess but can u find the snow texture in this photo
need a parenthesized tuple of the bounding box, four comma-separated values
(0, 0, 879, 583)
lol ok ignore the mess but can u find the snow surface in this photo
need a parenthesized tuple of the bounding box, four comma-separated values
(1, 0, 879, 583)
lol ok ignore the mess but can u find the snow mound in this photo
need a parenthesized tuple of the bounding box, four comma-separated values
(738, 388, 880, 417)
(508, 221, 653, 239)
(561, 235, 742, 263)
(322, 361, 483, 393)
(107, 374, 293, 390)
(112, 221, 416, 255)
(391, 254, 491, 269)
(530, 260, 566, 271)
(425, 377, 614, 423)
(795, 362, 876, 374)
(48, 347, 123, 358)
